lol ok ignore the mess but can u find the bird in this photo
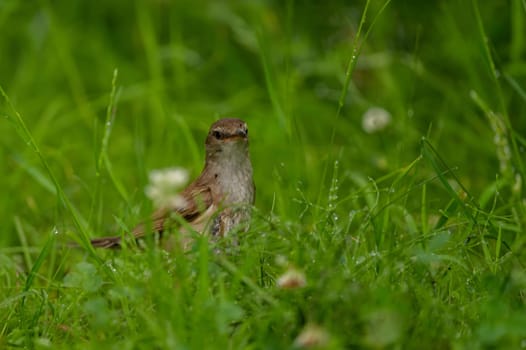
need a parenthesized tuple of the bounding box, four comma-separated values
(90, 118, 255, 249)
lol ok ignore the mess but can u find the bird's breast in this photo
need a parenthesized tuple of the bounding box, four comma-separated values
(218, 166, 254, 205)
(214, 146, 254, 205)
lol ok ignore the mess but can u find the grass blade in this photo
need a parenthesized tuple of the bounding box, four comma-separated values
(24, 228, 56, 292)
(0, 86, 104, 266)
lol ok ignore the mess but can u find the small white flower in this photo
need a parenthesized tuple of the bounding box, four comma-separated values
(145, 167, 189, 207)
(277, 267, 306, 289)
(362, 107, 392, 133)
(149, 167, 189, 187)
(293, 324, 330, 348)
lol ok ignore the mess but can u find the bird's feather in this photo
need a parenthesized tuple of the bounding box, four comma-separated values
(90, 184, 214, 248)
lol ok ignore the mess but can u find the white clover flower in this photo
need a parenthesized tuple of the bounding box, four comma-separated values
(293, 324, 330, 348)
(362, 107, 392, 133)
(276, 267, 306, 289)
(149, 167, 189, 187)
(145, 167, 189, 208)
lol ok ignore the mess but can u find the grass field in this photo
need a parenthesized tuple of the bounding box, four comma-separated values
(1, 0, 526, 348)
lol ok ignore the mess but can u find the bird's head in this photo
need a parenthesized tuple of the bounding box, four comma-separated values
(205, 118, 249, 159)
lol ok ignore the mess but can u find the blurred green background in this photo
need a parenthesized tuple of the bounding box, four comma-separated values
(1, 0, 525, 348)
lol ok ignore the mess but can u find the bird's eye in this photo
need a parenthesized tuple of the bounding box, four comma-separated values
(213, 130, 223, 139)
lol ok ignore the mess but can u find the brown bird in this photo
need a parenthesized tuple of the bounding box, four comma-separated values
(90, 118, 255, 249)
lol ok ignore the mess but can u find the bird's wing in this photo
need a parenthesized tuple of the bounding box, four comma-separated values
(176, 184, 215, 222)
(90, 185, 214, 249)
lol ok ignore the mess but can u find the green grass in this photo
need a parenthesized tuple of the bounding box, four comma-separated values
(1, 0, 526, 348)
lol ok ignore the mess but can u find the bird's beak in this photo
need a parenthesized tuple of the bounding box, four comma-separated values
(235, 129, 248, 138)
(226, 128, 247, 141)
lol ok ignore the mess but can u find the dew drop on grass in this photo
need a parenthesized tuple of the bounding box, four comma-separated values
(106, 262, 117, 273)
(369, 250, 380, 258)
(52, 227, 60, 235)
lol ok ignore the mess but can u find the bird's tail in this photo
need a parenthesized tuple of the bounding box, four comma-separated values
(89, 235, 122, 249)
